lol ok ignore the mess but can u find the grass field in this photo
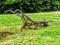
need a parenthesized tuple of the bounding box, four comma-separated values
(0, 12, 60, 45)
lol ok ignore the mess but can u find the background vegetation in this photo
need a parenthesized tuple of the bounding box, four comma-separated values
(0, 0, 60, 13)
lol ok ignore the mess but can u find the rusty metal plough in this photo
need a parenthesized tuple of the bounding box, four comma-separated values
(5, 9, 48, 32)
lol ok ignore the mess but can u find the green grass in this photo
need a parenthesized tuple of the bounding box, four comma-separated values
(0, 12, 60, 45)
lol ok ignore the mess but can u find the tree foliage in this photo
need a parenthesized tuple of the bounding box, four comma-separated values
(0, 0, 60, 13)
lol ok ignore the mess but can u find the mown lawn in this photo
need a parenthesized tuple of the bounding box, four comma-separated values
(0, 12, 60, 45)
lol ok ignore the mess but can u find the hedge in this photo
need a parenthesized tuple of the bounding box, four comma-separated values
(0, 0, 60, 13)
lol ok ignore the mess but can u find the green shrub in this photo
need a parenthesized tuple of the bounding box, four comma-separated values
(0, 0, 60, 13)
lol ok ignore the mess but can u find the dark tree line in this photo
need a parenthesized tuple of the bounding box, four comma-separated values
(0, 0, 60, 13)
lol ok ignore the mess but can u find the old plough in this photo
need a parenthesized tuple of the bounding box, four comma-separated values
(5, 9, 48, 32)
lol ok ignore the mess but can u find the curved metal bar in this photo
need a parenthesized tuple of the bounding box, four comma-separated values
(5, 10, 15, 14)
